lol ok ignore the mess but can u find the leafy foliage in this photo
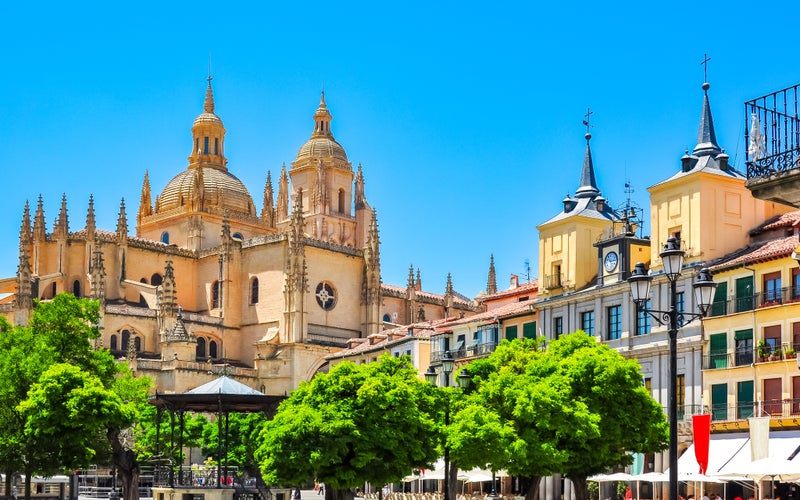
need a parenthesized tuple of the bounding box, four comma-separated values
(255, 355, 439, 492)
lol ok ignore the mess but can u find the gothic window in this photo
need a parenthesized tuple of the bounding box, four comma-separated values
(110, 335, 118, 351)
(250, 277, 259, 304)
(151, 273, 163, 287)
(73, 280, 81, 297)
(383, 314, 391, 323)
(315, 281, 336, 311)
(121, 329, 131, 351)
(232, 232, 244, 241)
(209, 340, 218, 359)
(195, 138, 199, 154)
(204, 137, 209, 154)
(161, 232, 170, 244)
(214, 138, 219, 155)
(196, 337, 206, 358)
(338, 188, 345, 213)
(212, 280, 221, 309)
(134, 337, 142, 352)
(417, 306, 425, 321)
(297, 189, 303, 210)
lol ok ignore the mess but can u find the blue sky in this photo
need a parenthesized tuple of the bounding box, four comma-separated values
(2, 1, 799, 298)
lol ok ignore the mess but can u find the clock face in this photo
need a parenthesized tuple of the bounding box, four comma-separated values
(604, 251, 618, 272)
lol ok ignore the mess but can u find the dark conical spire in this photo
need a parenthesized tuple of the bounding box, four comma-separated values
(487, 254, 497, 294)
(86, 195, 96, 240)
(693, 82, 721, 156)
(575, 131, 600, 199)
(33, 195, 45, 241)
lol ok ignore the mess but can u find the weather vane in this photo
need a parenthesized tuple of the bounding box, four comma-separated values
(582, 107, 593, 135)
(701, 53, 711, 82)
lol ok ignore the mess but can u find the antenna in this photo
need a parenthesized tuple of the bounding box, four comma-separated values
(523, 259, 531, 282)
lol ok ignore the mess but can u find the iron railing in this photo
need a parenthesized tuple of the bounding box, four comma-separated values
(704, 342, 799, 369)
(710, 399, 800, 422)
(431, 341, 499, 364)
(707, 286, 800, 318)
(745, 84, 800, 179)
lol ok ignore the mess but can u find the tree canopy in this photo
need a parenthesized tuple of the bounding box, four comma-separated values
(255, 355, 440, 500)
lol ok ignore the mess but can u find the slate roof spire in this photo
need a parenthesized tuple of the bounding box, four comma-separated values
(693, 82, 722, 157)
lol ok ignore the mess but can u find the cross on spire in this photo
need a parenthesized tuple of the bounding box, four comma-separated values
(701, 53, 711, 83)
(582, 107, 593, 136)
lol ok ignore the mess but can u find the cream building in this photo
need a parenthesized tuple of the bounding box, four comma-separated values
(0, 79, 474, 395)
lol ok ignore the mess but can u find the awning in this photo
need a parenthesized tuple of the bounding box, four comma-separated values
(715, 430, 800, 478)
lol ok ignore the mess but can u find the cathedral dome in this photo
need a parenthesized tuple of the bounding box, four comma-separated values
(193, 112, 223, 127)
(296, 136, 348, 162)
(158, 167, 255, 216)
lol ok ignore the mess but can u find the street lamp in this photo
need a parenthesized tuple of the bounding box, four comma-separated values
(628, 237, 717, 500)
(426, 351, 467, 500)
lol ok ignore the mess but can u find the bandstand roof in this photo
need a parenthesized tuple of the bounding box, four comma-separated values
(148, 375, 285, 413)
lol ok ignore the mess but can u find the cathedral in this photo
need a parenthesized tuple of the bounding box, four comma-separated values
(0, 78, 477, 395)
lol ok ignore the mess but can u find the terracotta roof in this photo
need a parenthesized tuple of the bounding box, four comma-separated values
(710, 235, 798, 272)
(437, 298, 536, 330)
(380, 283, 474, 307)
(325, 318, 455, 360)
(477, 279, 538, 302)
(750, 210, 800, 236)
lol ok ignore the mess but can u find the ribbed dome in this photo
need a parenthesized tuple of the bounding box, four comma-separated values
(296, 137, 348, 162)
(193, 112, 223, 127)
(159, 167, 255, 215)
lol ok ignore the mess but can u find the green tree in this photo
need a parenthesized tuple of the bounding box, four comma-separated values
(201, 412, 267, 478)
(255, 355, 439, 500)
(543, 332, 668, 500)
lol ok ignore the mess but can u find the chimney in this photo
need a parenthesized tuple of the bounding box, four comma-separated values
(510, 274, 519, 289)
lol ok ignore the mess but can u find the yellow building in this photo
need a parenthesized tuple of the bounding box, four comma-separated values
(0, 79, 474, 395)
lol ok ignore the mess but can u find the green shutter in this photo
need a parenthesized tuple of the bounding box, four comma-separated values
(735, 276, 754, 312)
(505, 325, 518, 341)
(522, 322, 537, 339)
(711, 281, 727, 316)
(709, 333, 728, 369)
(737, 380, 754, 419)
(734, 329, 753, 341)
(711, 383, 728, 421)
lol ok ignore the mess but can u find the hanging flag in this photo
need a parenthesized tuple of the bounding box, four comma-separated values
(692, 414, 711, 474)
(749, 416, 770, 461)
(630, 452, 644, 476)
(748, 113, 766, 160)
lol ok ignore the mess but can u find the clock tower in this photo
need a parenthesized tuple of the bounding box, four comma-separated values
(594, 205, 651, 286)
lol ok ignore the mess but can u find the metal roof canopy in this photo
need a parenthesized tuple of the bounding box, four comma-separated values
(149, 375, 285, 413)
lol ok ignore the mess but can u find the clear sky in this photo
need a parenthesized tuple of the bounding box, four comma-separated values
(2, 1, 800, 299)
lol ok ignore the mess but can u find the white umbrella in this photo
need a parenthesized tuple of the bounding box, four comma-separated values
(717, 456, 800, 481)
(588, 472, 634, 482)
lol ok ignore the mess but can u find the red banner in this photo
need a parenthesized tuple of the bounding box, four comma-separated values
(692, 414, 711, 474)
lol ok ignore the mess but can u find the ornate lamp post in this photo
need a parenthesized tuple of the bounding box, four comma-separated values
(627, 237, 717, 500)
(426, 351, 469, 500)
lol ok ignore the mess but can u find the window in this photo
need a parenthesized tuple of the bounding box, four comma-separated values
(553, 317, 563, 338)
(735, 276, 754, 312)
(709, 332, 728, 369)
(315, 281, 336, 310)
(763, 325, 781, 353)
(110, 335, 118, 351)
(214, 138, 219, 155)
(161, 232, 170, 244)
(505, 325, 518, 341)
(581, 311, 595, 335)
(763, 378, 782, 416)
(711, 383, 728, 421)
(121, 330, 131, 351)
(151, 273, 163, 286)
(793, 268, 800, 300)
(643, 377, 652, 394)
(737, 380, 754, 419)
(711, 281, 728, 316)
(196, 338, 206, 358)
(607, 305, 622, 340)
(209, 340, 218, 359)
(72, 280, 81, 297)
(134, 337, 141, 352)
(211, 280, 221, 309)
(382, 314, 391, 323)
(522, 321, 537, 339)
(204, 136, 209, 154)
(676, 292, 685, 327)
(636, 300, 651, 335)
(763, 271, 782, 304)
(677, 374, 686, 418)
(735, 329, 753, 366)
(250, 277, 259, 304)
(338, 189, 345, 213)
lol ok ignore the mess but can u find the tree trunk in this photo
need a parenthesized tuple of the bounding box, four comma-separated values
(4, 468, 12, 497)
(327, 487, 354, 500)
(568, 475, 589, 500)
(107, 428, 140, 500)
(447, 462, 458, 500)
(524, 476, 541, 500)
(24, 467, 32, 500)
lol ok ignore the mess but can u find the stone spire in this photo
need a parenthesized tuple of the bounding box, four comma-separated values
(17, 202, 33, 310)
(312, 90, 334, 139)
(361, 210, 382, 334)
(137, 170, 153, 225)
(407, 265, 415, 290)
(33, 195, 46, 242)
(204, 76, 215, 114)
(693, 82, 722, 157)
(277, 163, 289, 221)
(189, 75, 227, 171)
(416, 268, 422, 292)
(575, 131, 600, 199)
(261, 170, 275, 227)
(116, 198, 128, 245)
(85, 195, 96, 241)
(283, 197, 308, 343)
(443, 273, 454, 313)
(53, 193, 69, 238)
(88, 243, 106, 301)
(158, 258, 178, 320)
(487, 254, 497, 294)
(354, 164, 366, 209)
(445, 273, 454, 295)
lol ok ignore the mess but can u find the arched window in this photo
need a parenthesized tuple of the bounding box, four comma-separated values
(161, 232, 170, 244)
(297, 189, 303, 210)
(214, 138, 219, 155)
(196, 337, 206, 358)
(121, 330, 131, 351)
(140, 277, 148, 284)
(383, 314, 391, 323)
(151, 273, 163, 286)
(72, 280, 81, 297)
(110, 335, 118, 351)
(134, 337, 142, 352)
(204, 136, 209, 154)
(251, 277, 259, 304)
(211, 280, 221, 309)
(232, 232, 243, 241)
(209, 340, 218, 359)
(338, 188, 345, 213)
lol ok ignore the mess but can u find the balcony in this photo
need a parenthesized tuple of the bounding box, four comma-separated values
(432, 341, 499, 364)
(744, 84, 800, 208)
(704, 342, 798, 369)
(711, 399, 800, 423)
(544, 273, 566, 290)
(707, 287, 800, 318)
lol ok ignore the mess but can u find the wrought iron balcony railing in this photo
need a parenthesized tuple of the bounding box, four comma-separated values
(745, 84, 800, 180)
(710, 399, 800, 422)
(703, 342, 799, 369)
(707, 287, 800, 318)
